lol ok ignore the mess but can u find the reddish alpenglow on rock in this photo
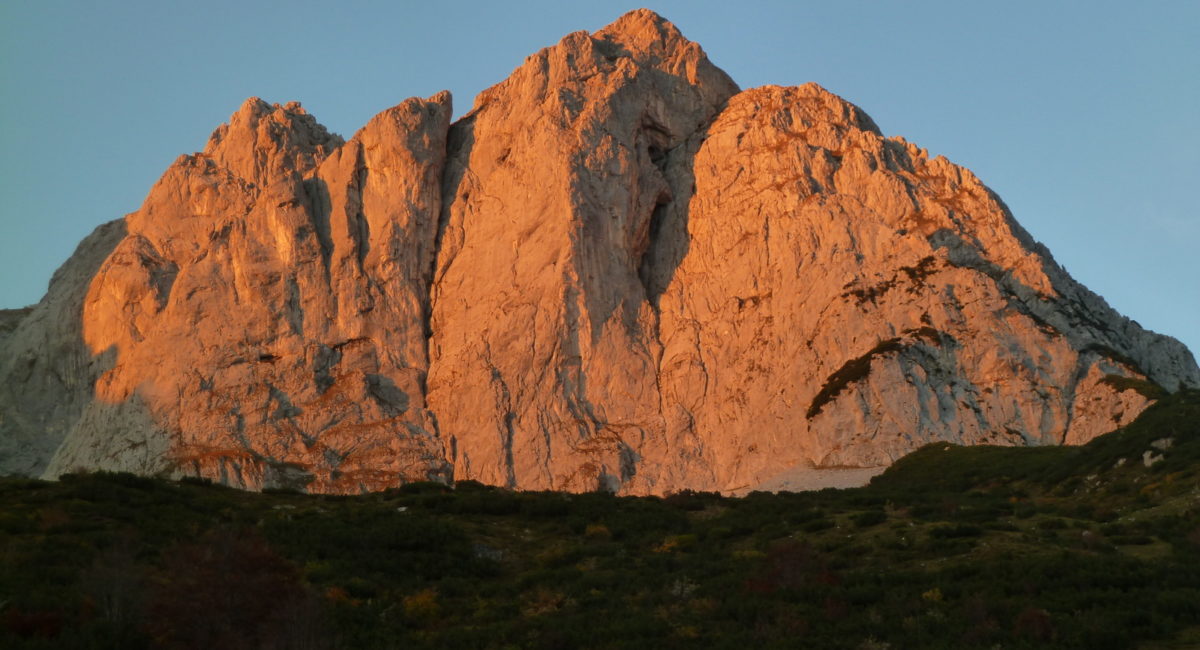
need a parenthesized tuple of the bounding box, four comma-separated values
(0, 10, 1195, 494)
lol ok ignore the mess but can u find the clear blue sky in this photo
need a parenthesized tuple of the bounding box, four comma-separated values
(2, 1, 1196, 357)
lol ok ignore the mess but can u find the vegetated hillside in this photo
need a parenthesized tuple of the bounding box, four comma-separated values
(1, 392, 1198, 649)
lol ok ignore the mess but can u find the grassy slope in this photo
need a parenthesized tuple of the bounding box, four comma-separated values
(1, 391, 1198, 649)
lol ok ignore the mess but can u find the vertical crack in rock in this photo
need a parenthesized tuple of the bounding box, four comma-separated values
(636, 124, 712, 310)
(430, 114, 476, 301)
(283, 276, 303, 337)
(301, 176, 335, 280)
(351, 148, 371, 269)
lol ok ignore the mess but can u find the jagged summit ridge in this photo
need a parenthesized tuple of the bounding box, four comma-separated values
(1, 10, 1195, 493)
(205, 97, 343, 183)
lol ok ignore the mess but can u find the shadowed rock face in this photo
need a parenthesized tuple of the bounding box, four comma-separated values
(0, 220, 126, 477)
(2, 9, 1196, 493)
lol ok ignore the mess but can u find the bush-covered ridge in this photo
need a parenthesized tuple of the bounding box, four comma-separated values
(2, 391, 1198, 649)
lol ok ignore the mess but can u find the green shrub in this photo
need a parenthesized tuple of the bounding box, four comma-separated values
(853, 510, 887, 528)
(801, 518, 835, 533)
(1099, 374, 1167, 400)
(929, 524, 983, 539)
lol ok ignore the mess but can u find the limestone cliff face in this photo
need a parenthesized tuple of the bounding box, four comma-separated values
(650, 83, 1197, 490)
(45, 94, 454, 492)
(3, 10, 1196, 492)
(428, 10, 738, 492)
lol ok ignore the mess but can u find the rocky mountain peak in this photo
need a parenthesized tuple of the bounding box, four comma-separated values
(1, 11, 1195, 494)
(598, 8, 676, 38)
(204, 97, 343, 186)
(594, 8, 701, 65)
(470, 9, 736, 126)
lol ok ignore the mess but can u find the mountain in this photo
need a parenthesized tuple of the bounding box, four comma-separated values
(0, 9, 1196, 494)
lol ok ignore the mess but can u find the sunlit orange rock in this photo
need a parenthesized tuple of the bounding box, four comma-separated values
(42, 94, 454, 492)
(426, 9, 739, 492)
(1, 10, 1195, 492)
(648, 83, 1197, 491)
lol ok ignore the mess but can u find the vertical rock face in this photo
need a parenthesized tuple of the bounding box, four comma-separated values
(45, 94, 454, 492)
(427, 9, 738, 492)
(2, 10, 1197, 492)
